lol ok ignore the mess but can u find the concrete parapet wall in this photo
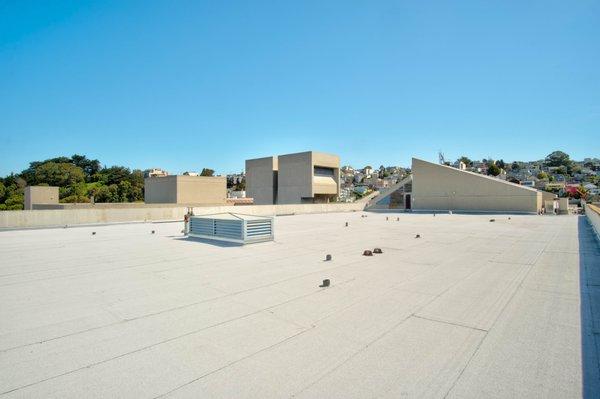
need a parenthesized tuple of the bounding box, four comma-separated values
(0, 202, 365, 229)
(586, 204, 600, 242)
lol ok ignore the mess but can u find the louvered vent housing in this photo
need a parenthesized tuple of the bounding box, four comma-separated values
(189, 213, 274, 244)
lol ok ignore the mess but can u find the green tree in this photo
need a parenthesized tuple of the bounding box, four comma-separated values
(95, 166, 131, 185)
(200, 168, 215, 176)
(497, 159, 506, 169)
(34, 162, 85, 186)
(60, 182, 90, 203)
(511, 162, 520, 171)
(71, 154, 101, 181)
(93, 184, 120, 202)
(537, 172, 549, 180)
(544, 151, 571, 167)
(0, 181, 5, 202)
(4, 193, 24, 210)
(487, 163, 501, 176)
(118, 180, 133, 202)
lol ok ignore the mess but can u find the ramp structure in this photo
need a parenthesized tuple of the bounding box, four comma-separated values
(367, 158, 543, 213)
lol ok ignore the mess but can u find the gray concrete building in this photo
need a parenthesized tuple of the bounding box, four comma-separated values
(246, 151, 340, 205)
(24, 186, 59, 210)
(144, 175, 227, 205)
(245, 156, 278, 205)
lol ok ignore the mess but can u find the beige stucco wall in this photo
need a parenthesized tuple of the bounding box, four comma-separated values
(144, 176, 226, 205)
(24, 186, 59, 210)
(411, 158, 541, 213)
(246, 156, 278, 205)
(175, 176, 227, 204)
(0, 202, 366, 229)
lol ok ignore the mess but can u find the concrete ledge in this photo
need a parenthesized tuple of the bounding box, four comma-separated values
(586, 204, 600, 242)
(0, 202, 365, 229)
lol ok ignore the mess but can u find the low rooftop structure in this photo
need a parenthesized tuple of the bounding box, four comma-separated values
(188, 213, 273, 244)
(23, 186, 59, 210)
(144, 175, 227, 205)
(0, 213, 598, 397)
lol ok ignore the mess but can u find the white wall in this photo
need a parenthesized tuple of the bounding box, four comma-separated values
(0, 202, 366, 229)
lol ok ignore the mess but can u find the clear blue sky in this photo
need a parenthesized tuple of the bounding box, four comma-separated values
(1, 0, 598, 176)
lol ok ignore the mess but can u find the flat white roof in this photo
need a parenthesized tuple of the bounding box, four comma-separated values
(1, 212, 599, 397)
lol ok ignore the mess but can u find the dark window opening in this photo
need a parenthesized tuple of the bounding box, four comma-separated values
(314, 166, 335, 177)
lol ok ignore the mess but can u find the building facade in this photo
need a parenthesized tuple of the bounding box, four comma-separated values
(24, 186, 59, 210)
(245, 156, 278, 205)
(368, 159, 543, 213)
(411, 158, 541, 213)
(144, 175, 227, 205)
(144, 168, 169, 178)
(246, 151, 340, 205)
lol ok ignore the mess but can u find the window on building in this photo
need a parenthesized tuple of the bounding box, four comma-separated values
(314, 166, 335, 177)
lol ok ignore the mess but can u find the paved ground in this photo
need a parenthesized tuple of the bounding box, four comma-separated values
(1, 212, 599, 398)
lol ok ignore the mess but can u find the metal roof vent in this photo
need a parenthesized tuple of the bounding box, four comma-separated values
(188, 213, 274, 244)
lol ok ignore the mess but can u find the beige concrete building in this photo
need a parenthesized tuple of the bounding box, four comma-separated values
(411, 158, 541, 213)
(245, 156, 278, 205)
(246, 151, 340, 205)
(368, 158, 544, 213)
(24, 186, 59, 210)
(144, 175, 227, 205)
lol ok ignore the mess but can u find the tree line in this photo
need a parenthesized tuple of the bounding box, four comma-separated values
(0, 155, 145, 210)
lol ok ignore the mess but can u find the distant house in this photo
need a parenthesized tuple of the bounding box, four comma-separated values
(545, 182, 566, 191)
(144, 168, 169, 178)
(521, 180, 535, 187)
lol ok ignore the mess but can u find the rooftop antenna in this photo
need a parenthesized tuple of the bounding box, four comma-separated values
(438, 151, 445, 165)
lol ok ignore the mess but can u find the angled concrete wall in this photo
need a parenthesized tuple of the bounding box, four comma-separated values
(411, 158, 541, 213)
